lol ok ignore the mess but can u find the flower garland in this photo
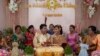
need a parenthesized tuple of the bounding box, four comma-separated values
(84, 0, 100, 18)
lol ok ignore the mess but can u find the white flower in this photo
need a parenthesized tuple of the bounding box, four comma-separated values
(94, 0, 99, 5)
(88, 6, 96, 18)
(9, 0, 18, 13)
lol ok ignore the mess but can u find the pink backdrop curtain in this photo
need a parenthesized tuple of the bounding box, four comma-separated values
(4, 0, 28, 29)
(75, 0, 100, 31)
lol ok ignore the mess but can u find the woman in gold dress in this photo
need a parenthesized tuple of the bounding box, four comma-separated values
(83, 26, 97, 56)
(49, 25, 66, 46)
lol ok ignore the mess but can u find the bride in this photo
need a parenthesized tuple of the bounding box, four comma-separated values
(49, 25, 66, 46)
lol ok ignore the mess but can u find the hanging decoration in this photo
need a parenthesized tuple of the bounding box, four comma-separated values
(9, 0, 18, 13)
(46, 0, 59, 11)
(88, 5, 96, 18)
(8, 0, 21, 13)
(84, 0, 100, 18)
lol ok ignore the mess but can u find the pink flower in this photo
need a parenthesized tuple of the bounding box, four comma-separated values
(0, 49, 9, 56)
(92, 50, 100, 56)
(84, 0, 94, 5)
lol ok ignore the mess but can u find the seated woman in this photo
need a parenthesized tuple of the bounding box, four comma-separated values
(25, 25, 35, 47)
(66, 25, 79, 56)
(91, 34, 100, 56)
(12, 25, 25, 49)
(49, 25, 66, 46)
(83, 26, 97, 56)
(92, 34, 100, 50)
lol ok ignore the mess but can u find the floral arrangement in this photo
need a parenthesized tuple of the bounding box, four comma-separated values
(83, 0, 100, 18)
(8, 0, 18, 13)
(24, 46, 34, 55)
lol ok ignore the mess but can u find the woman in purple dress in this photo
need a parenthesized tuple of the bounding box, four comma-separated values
(66, 25, 79, 56)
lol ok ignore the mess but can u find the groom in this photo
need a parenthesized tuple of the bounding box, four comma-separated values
(33, 24, 50, 48)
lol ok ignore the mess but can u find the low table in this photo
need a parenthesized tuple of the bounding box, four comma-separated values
(35, 46, 64, 56)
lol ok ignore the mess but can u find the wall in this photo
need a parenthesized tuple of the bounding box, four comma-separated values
(28, 0, 75, 32)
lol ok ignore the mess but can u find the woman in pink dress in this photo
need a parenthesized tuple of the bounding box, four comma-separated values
(66, 25, 79, 56)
